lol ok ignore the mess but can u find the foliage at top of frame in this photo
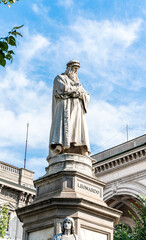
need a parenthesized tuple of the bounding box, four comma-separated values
(0, 0, 19, 8)
(0, 25, 23, 67)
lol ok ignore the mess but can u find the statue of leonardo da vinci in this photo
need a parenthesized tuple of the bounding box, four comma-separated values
(49, 60, 90, 158)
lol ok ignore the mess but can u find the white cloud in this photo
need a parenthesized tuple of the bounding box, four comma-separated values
(0, 76, 52, 148)
(18, 32, 50, 68)
(87, 99, 146, 153)
(58, 0, 74, 8)
(47, 17, 143, 90)
(27, 157, 48, 179)
(0, 30, 52, 178)
(0, 30, 52, 150)
(0, 149, 22, 166)
(32, 4, 39, 13)
(71, 18, 141, 48)
(31, 3, 52, 24)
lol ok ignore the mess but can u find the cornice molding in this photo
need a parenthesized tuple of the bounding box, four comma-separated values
(94, 148, 146, 175)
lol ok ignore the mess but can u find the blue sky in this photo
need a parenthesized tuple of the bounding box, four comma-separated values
(0, 0, 146, 179)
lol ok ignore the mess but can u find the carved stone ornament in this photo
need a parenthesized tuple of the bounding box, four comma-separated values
(0, 189, 17, 201)
(52, 217, 78, 240)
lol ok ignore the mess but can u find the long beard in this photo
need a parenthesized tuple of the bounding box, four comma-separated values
(68, 72, 79, 82)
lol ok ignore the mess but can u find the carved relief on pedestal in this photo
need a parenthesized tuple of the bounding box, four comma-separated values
(52, 217, 78, 240)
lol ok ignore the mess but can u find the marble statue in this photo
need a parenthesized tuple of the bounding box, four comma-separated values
(52, 217, 78, 240)
(49, 60, 90, 158)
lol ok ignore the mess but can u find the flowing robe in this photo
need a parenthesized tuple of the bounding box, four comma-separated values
(49, 74, 90, 157)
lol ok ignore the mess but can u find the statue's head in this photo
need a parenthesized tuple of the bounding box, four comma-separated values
(66, 60, 80, 70)
(64, 60, 80, 82)
(62, 217, 75, 234)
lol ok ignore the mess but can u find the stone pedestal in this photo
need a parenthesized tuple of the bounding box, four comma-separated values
(17, 154, 121, 240)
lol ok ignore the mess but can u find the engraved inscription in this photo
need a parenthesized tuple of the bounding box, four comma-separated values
(77, 182, 100, 195)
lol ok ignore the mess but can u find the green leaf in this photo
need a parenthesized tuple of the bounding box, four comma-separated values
(0, 52, 5, 60)
(15, 31, 23, 37)
(0, 41, 3, 48)
(10, 30, 17, 36)
(13, 24, 24, 30)
(0, 41, 8, 51)
(11, 31, 23, 37)
(0, 56, 6, 67)
(8, 50, 14, 54)
(0, 204, 9, 236)
(7, 36, 16, 46)
(6, 53, 13, 61)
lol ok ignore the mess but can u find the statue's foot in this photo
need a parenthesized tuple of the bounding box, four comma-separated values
(54, 145, 62, 154)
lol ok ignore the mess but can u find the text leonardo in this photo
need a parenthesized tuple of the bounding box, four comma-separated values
(77, 183, 99, 195)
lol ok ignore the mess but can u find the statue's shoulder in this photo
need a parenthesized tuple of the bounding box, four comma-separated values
(52, 233, 62, 240)
(54, 74, 68, 82)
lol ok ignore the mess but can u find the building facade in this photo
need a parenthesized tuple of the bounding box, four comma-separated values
(0, 161, 35, 240)
(92, 134, 146, 228)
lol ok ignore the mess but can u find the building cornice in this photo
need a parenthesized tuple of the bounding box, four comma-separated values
(93, 147, 146, 175)
(92, 134, 146, 163)
(0, 178, 36, 194)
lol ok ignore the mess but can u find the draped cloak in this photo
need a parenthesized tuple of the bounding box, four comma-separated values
(49, 74, 90, 157)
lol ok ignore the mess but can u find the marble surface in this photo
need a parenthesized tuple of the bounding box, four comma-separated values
(80, 228, 107, 240)
(46, 153, 92, 176)
(28, 227, 54, 240)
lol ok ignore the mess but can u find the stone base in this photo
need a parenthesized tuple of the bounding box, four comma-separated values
(16, 154, 122, 240)
(46, 153, 93, 176)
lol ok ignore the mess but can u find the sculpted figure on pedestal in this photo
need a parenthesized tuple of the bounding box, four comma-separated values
(49, 60, 90, 158)
(52, 217, 78, 240)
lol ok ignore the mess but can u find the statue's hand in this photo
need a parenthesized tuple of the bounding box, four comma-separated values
(78, 92, 84, 100)
(74, 83, 80, 87)
(70, 91, 80, 98)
